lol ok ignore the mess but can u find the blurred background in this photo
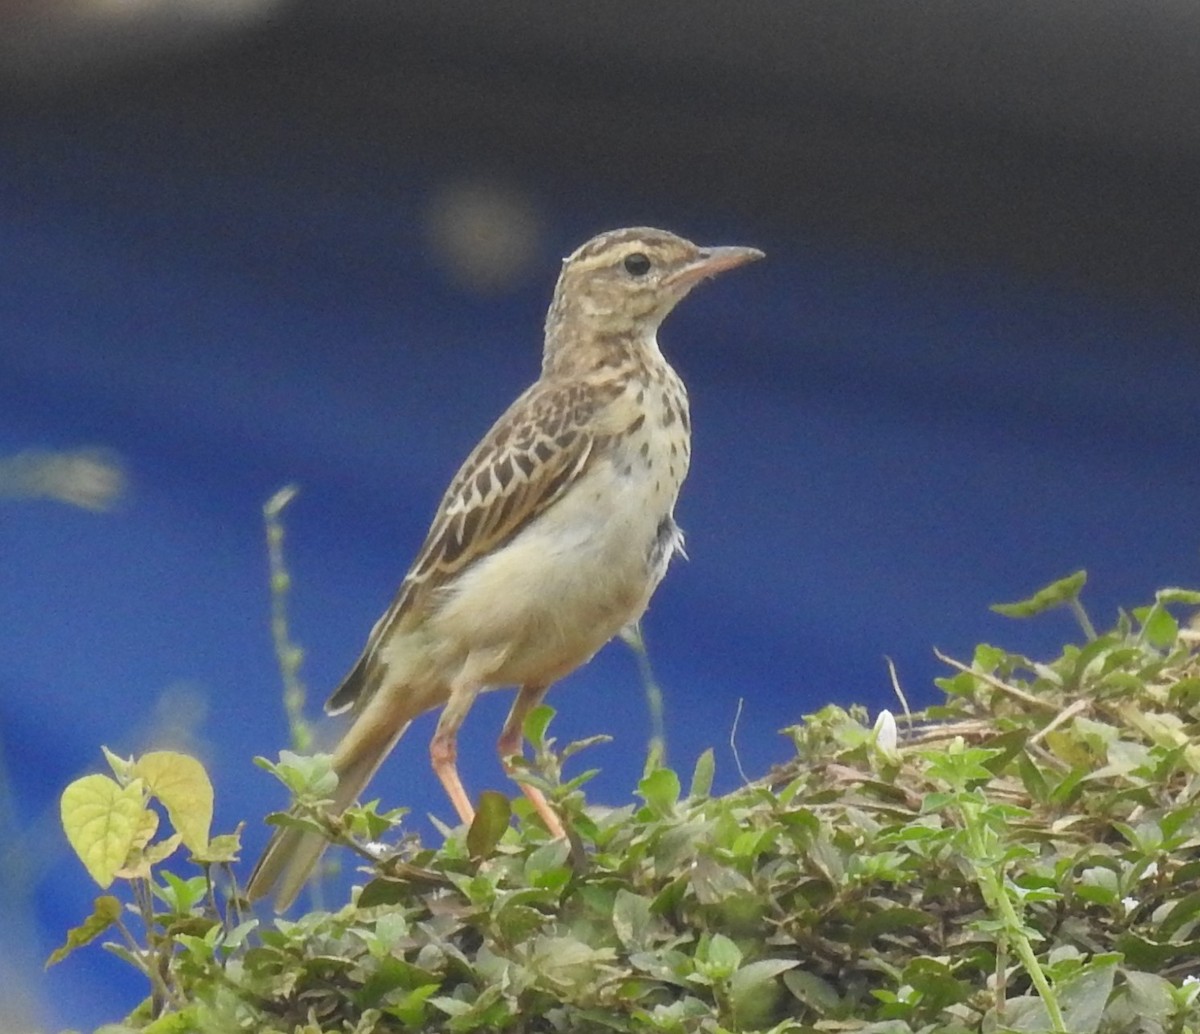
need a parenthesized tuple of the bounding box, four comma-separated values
(2, 1, 1199, 1029)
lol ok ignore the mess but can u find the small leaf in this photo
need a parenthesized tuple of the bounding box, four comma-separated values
(101, 746, 136, 785)
(701, 933, 743, 979)
(560, 735, 612, 762)
(524, 838, 571, 885)
(154, 871, 209, 914)
(1134, 604, 1178, 649)
(45, 895, 122, 967)
(385, 983, 441, 1027)
(256, 751, 338, 798)
(991, 570, 1087, 618)
(1156, 587, 1200, 606)
(688, 748, 715, 799)
(60, 774, 148, 888)
(522, 704, 556, 749)
(134, 751, 213, 853)
(466, 791, 511, 858)
(1158, 889, 1200, 939)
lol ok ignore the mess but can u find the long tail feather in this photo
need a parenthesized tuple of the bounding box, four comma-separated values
(246, 716, 413, 911)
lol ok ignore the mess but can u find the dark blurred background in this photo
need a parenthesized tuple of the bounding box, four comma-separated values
(2, 2, 1199, 1029)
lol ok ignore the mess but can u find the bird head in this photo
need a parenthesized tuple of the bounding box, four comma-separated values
(544, 227, 763, 356)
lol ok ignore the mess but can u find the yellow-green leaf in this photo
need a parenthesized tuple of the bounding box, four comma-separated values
(45, 894, 122, 967)
(133, 751, 213, 853)
(191, 829, 242, 865)
(117, 832, 183, 879)
(144, 832, 183, 867)
(61, 774, 148, 888)
(130, 805, 160, 853)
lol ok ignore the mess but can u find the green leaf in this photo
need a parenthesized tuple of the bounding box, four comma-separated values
(612, 889, 653, 950)
(688, 748, 715, 799)
(782, 968, 841, 1012)
(524, 838, 571, 885)
(729, 958, 798, 1020)
(699, 933, 742, 980)
(384, 983, 441, 1027)
(1122, 970, 1174, 1022)
(849, 907, 935, 947)
(45, 895, 122, 967)
(154, 871, 209, 914)
(1056, 957, 1117, 1034)
(141, 1008, 201, 1034)
(637, 767, 680, 819)
(991, 570, 1087, 618)
(1016, 749, 1050, 803)
(1134, 604, 1178, 649)
(691, 855, 755, 904)
(429, 996, 471, 1018)
(736, 963, 799, 992)
(256, 751, 338, 798)
(344, 799, 407, 842)
(1156, 587, 1200, 606)
(60, 774, 149, 888)
(522, 704, 556, 750)
(466, 791, 511, 858)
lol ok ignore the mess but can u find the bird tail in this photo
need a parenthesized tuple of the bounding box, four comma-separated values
(245, 712, 413, 912)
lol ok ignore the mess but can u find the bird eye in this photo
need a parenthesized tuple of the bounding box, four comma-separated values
(623, 252, 651, 277)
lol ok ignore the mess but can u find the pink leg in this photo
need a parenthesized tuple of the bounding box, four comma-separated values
(429, 679, 483, 827)
(497, 684, 564, 837)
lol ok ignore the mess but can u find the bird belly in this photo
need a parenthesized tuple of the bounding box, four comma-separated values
(426, 453, 682, 689)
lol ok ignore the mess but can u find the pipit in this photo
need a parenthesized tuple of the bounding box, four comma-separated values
(247, 227, 763, 909)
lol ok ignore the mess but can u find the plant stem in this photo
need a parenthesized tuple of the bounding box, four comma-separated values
(962, 804, 1066, 1033)
(263, 484, 313, 752)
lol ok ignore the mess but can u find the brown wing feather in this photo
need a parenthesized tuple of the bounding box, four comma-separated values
(325, 378, 604, 715)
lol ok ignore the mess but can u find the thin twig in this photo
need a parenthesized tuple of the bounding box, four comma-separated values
(934, 649, 1060, 714)
(730, 698, 749, 785)
(1069, 597, 1099, 642)
(885, 656, 913, 725)
(1027, 698, 1091, 748)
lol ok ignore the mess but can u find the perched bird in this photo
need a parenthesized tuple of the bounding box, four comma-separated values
(247, 227, 763, 909)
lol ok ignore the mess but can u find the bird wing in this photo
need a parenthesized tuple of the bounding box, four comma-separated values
(325, 377, 609, 715)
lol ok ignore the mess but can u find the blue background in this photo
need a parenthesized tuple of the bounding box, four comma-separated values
(2, 6, 1199, 1030)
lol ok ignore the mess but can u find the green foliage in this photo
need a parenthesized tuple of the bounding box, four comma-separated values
(56, 578, 1200, 1032)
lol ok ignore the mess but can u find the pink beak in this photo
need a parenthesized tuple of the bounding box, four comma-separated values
(667, 245, 765, 289)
